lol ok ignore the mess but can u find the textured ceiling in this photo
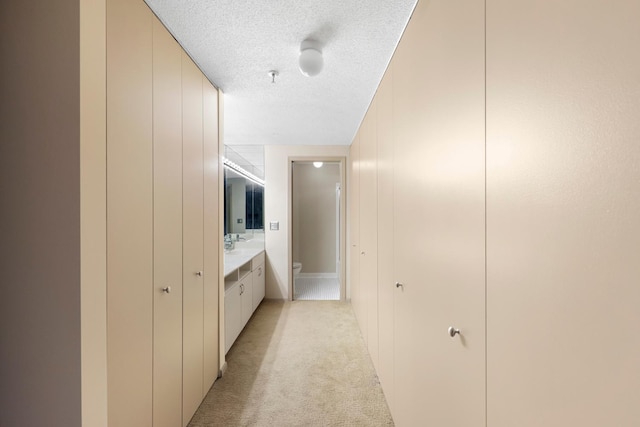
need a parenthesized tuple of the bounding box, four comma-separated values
(145, 0, 417, 146)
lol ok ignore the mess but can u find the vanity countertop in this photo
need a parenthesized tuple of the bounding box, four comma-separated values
(224, 247, 264, 277)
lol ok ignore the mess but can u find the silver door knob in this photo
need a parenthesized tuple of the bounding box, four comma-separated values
(395, 282, 404, 289)
(448, 326, 461, 337)
(162, 286, 171, 294)
(195, 271, 203, 277)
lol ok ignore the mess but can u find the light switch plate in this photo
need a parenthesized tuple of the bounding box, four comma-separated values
(270, 221, 279, 231)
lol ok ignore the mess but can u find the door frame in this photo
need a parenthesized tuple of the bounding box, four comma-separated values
(288, 156, 347, 301)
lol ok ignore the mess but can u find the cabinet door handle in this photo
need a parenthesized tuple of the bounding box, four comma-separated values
(361, 251, 365, 255)
(395, 282, 404, 289)
(448, 326, 461, 338)
(195, 271, 203, 277)
(162, 286, 172, 294)
(240, 284, 244, 295)
(258, 267, 262, 276)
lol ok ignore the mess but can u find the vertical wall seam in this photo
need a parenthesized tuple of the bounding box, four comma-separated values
(104, 2, 110, 424)
(201, 76, 205, 394)
(150, 17, 155, 426)
(180, 52, 185, 425)
(484, 0, 488, 425)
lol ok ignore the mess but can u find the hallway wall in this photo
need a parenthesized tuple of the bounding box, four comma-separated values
(0, 0, 97, 425)
(1, 0, 221, 425)
(348, 0, 640, 425)
(106, 2, 221, 424)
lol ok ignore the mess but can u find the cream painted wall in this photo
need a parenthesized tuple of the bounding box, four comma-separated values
(292, 163, 341, 274)
(2, 1, 220, 425)
(264, 145, 348, 299)
(0, 0, 99, 425)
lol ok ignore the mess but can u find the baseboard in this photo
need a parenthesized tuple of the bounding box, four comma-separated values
(218, 361, 228, 378)
(297, 272, 338, 279)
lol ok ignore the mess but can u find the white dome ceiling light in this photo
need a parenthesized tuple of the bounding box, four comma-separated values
(299, 39, 323, 77)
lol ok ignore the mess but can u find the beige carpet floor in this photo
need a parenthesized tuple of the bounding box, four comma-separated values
(188, 300, 394, 427)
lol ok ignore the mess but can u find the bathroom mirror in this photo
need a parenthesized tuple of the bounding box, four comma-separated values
(223, 145, 265, 243)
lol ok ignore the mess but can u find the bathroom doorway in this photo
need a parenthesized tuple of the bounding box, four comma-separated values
(290, 159, 345, 300)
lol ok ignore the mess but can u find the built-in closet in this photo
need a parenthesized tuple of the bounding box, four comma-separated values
(348, 0, 640, 426)
(107, 0, 220, 425)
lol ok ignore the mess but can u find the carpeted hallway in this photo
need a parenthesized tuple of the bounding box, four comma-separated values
(188, 300, 394, 426)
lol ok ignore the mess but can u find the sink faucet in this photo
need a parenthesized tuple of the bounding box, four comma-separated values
(224, 234, 235, 251)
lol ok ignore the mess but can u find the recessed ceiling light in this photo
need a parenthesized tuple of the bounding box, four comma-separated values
(313, 161, 324, 168)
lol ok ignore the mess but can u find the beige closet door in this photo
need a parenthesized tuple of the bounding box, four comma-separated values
(106, 1, 153, 425)
(392, 0, 486, 425)
(375, 64, 395, 415)
(181, 52, 205, 426)
(202, 77, 220, 394)
(349, 134, 362, 327)
(359, 100, 379, 367)
(486, 1, 640, 425)
(152, 17, 183, 427)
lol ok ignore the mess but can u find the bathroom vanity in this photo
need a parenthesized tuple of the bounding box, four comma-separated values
(224, 248, 265, 353)
(222, 144, 265, 354)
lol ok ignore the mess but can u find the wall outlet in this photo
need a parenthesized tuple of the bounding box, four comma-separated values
(270, 221, 279, 231)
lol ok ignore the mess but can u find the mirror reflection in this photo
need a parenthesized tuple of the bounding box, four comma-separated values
(223, 145, 265, 252)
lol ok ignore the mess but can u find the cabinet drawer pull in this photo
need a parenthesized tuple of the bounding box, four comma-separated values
(448, 326, 461, 338)
(195, 271, 203, 277)
(395, 282, 403, 289)
(162, 286, 172, 294)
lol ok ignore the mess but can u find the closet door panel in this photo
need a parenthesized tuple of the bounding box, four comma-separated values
(202, 78, 220, 394)
(392, 0, 486, 425)
(106, 1, 153, 425)
(152, 18, 183, 427)
(360, 100, 379, 368)
(486, 1, 640, 425)
(376, 65, 395, 415)
(349, 133, 362, 332)
(181, 53, 205, 427)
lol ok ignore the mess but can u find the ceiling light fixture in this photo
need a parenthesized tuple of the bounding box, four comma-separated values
(223, 157, 265, 187)
(299, 39, 323, 77)
(313, 161, 324, 168)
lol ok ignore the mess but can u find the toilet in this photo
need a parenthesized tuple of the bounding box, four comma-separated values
(293, 261, 302, 277)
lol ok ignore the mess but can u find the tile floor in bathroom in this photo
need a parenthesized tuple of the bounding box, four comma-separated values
(293, 277, 340, 300)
